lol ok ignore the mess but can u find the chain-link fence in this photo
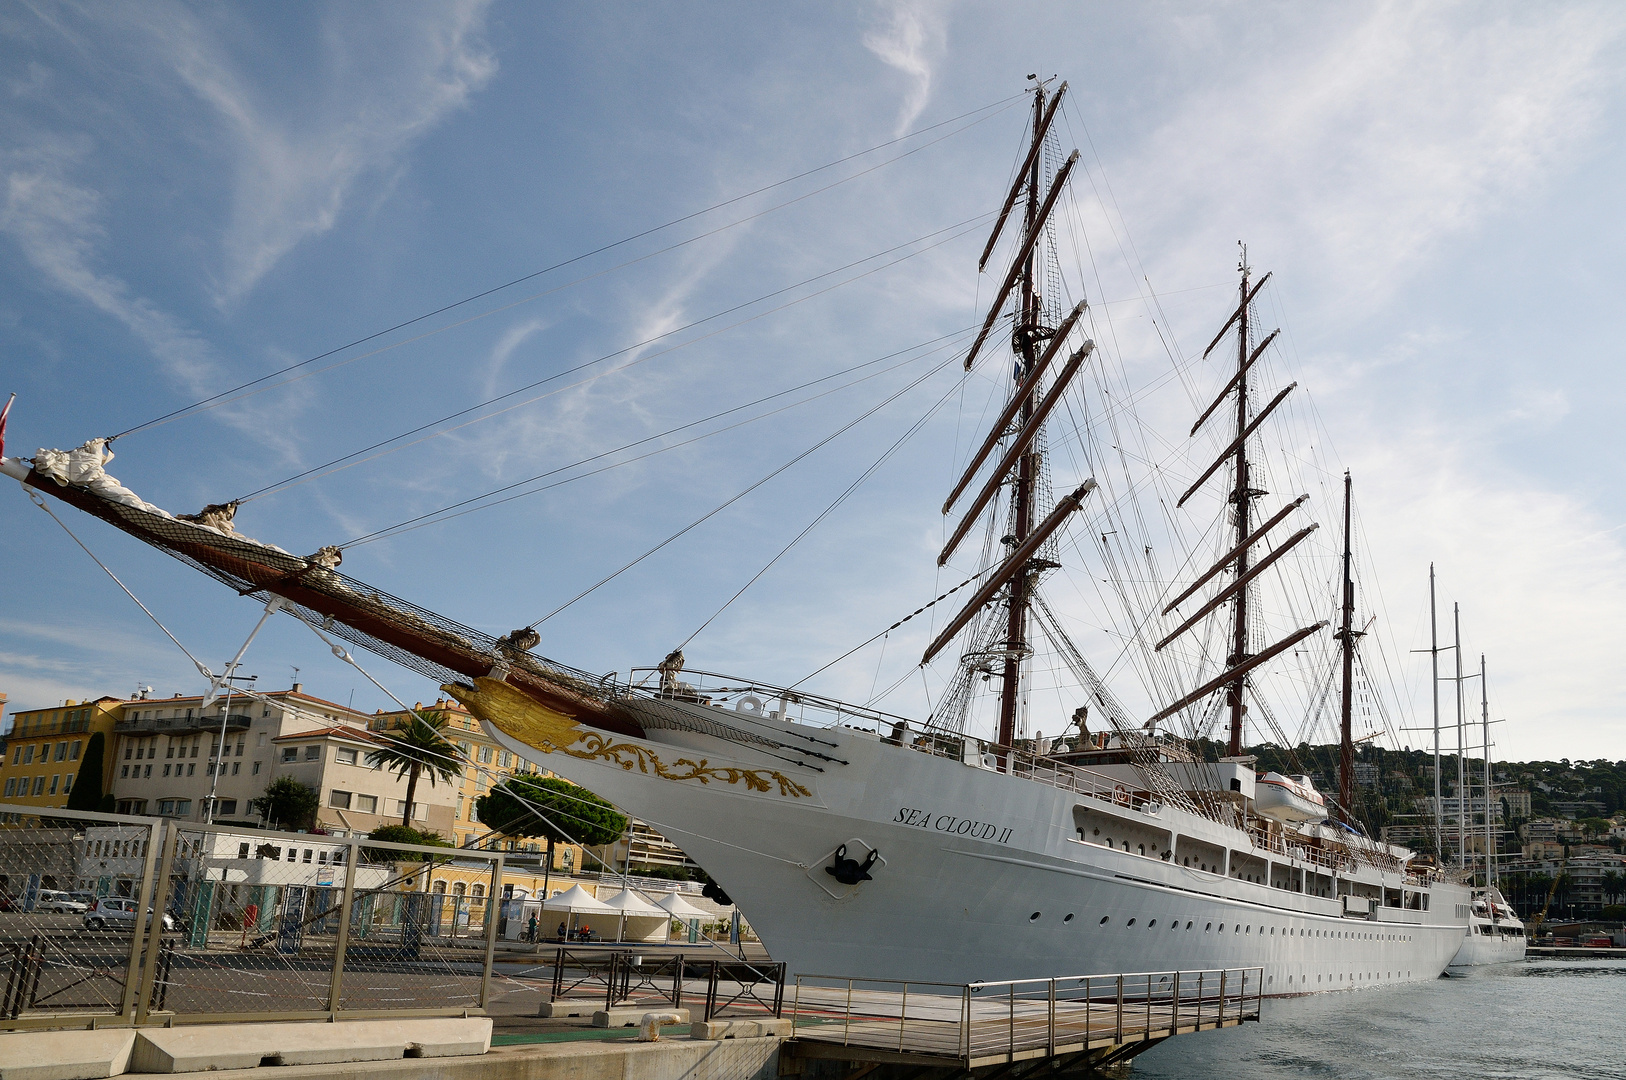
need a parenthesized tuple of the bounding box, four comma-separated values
(0, 803, 501, 1031)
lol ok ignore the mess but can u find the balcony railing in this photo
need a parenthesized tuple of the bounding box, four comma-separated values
(114, 713, 251, 737)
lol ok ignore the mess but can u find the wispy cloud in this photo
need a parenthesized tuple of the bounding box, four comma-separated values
(0, 139, 219, 393)
(148, 1, 498, 305)
(863, 0, 944, 137)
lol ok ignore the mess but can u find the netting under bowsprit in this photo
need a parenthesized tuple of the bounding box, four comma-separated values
(24, 465, 615, 718)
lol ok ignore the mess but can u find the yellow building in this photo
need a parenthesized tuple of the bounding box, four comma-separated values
(369, 696, 580, 867)
(0, 696, 126, 822)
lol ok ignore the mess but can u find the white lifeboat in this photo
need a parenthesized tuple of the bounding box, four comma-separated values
(1253, 772, 1327, 823)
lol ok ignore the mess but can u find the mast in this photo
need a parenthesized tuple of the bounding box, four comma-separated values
(1481, 653, 1493, 888)
(1226, 252, 1253, 757)
(1453, 602, 1466, 868)
(996, 85, 1046, 757)
(1336, 471, 1357, 821)
(1430, 565, 1442, 860)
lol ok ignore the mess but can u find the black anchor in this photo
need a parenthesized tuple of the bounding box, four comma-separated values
(825, 844, 880, 886)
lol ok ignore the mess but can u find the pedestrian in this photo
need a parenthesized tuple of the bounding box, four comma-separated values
(527, 913, 537, 942)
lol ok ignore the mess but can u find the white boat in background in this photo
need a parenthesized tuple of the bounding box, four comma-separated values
(1448, 887, 1526, 968)
(1254, 773, 1328, 824)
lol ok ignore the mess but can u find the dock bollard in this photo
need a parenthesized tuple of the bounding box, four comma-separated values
(638, 1011, 686, 1041)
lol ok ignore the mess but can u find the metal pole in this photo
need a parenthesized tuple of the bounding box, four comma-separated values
(1217, 969, 1226, 1027)
(1481, 654, 1493, 888)
(119, 820, 164, 1023)
(1430, 565, 1442, 860)
(899, 982, 908, 1052)
(135, 824, 181, 1024)
(479, 853, 503, 1009)
(1114, 975, 1123, 1043)
(1008, 983, 1015, 1057)
(1047, 977, 1056, 1055)
(1171, 971, 1180, 1033)
(327, 837, 359, 1017)
(1454, 604, 1466, 868)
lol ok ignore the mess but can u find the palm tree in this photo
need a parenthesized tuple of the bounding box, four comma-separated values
(367, 710, 463, 827)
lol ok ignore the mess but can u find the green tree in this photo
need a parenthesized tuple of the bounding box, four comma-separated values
(366, 711, 462, 827)
(65, 732, 106, 812)
(1602, 871, 1626, 906)
(362, 824, 451, 864)
(250, 776, 320, 831)
(474, 775, 627, 850)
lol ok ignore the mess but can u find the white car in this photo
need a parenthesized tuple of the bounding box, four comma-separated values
(83, 896, 176, 931)
(36, 889, 89, 914)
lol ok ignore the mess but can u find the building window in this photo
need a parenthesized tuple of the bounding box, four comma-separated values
(31, 776, 45, 796)
(123, 747, 131, 761)
(166, 745, 175, 759)
(281, 748, 298, 763)
(302, 849, 313, 864)
(304, 746, 321, 761)
(187, 764, 195, 776)
(231, 762, 240, 775)
(252, 761, 261, 775)
(335, 748, 358, 766)
(329, 790, 353, 809)
(10, 747, 19, 765)
(235, 739, 245, 756)
(355, 794, 377, 813)
(238, 843, 250, 859)
(54, 742, 67, 762)
(162, 764, 171, 777)
(2, 778, 13, 797)
(156, 799, 191, 817)
(144, 765, 152, 778)
(121, 765, 130, 779)
(215, 800, 237, 816)
(190, 743, 198, 758)
(257, 733, 267, 747)
(23, 746, 34, 764)
(48, 775, 59, 795)
(393, 800, 425, 821)
(478, 746, 493, 765)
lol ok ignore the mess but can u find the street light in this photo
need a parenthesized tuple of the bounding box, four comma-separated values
(205, 673, 256, 824)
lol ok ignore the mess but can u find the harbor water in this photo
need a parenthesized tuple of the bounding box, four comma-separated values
(1134, 958, 1625, 1080)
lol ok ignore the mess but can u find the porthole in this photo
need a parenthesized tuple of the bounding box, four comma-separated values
(1205, 923, 1212, 932)
(1100, 916, 1110, 926)
(1217, 923, 1224, 932)
(1093, 827, 1100, 836)
(1064, 913, 1075, 923)
(1234, 924, 1241, 933)
(1245, 925, 1251, 934)
(1127, 918, 1136, 927)
(1185, 921, 1193, 930)
(1029, 912, 1041, 922)
(1148, 919, 1157, 928)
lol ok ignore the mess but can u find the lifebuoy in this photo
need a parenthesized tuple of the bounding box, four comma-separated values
(1113, 785, 1131, 806)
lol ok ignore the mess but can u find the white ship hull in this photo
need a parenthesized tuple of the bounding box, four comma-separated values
(1448, 890, 1527, 967)
(478, 697, 1473, 997)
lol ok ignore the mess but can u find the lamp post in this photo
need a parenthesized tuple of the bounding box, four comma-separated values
(205, 673, 256, 823)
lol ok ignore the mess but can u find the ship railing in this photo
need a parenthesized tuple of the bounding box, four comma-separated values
(790, 966, 1264, 1064)
(623, 669, 1161, 811)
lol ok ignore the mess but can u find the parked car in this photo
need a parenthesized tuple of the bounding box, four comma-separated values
(83, 897, 176, 931)
(68, 890, 98, 909)
(1581, 935, 1614, 948)
(36, 889, 89, 914)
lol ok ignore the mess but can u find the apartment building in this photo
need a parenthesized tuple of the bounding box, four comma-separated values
(0, 696, 124, 819)
(108, 684, 373, 823)
(272, 724, 457, 838)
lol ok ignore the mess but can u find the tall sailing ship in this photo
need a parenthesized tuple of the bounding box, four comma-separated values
(3, 79, 1503, 992)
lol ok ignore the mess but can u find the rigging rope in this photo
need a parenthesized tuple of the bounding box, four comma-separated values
(235, 211, 995, 505)
(523, 346, 968, 629)
(110, 93, 1024, 443)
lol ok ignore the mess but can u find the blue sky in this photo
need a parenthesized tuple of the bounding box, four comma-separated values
(2, 2, 1623, 761)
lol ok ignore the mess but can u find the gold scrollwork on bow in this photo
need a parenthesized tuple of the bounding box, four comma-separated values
(442, 677, 812, 799)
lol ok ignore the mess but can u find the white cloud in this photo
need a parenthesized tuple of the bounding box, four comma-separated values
(863, 0, 944, 137)
(149, 1, 498, 305)
(0, 140, 218, 393)
(1120, 4, 1623, 310)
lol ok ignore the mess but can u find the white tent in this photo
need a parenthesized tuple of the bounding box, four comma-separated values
(653, 891, 710, 943)
(541, 885, 614, 942)
(653, 892, 709, 919)
(598, 888, 667, 943)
